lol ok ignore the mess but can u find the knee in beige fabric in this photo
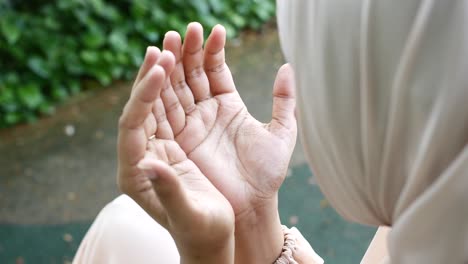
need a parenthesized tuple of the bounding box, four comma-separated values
(73, 195, 180, 264)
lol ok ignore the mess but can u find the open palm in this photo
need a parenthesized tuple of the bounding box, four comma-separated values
(159, 23, 297, 217)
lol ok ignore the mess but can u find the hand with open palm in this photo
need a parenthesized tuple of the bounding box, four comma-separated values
(160, 23, 298, 263)
(117, 48, 235, 264)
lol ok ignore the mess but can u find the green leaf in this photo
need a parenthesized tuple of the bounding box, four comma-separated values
(38, 102, 55, 115)
(89, 0, 105, 13)
(0, 87, 14, 105)
(0, 15, 21, 44)
(68, 80, 81, 95)
(131, 0, 149, 18)
(224, 23, 237, 39)
(228, 12, 246, 28)
(116, 52, 130, 65)
(80, 50, 100, 64)
(65, 53, 85, 75)
(127, 40, 143, 66)
(111, 65, 124, 79)
(73, 9, 91, 25)
(5, 73, 19, 85)
(27, 57, 50, 78)
(96, 73, 112, 86)
(51, 83, 69, 101)
(167, 14, 186, 33)
(150, 7, 166, 23)
(0, 86, 17, 112)
(82, 30, 106, 48)
(44, 16, 61, 30)
(109, 30, 128, 52)
(145, 31, 160, 42)
(200, 14, 218, 29)
(189, 0, 210, 16)
(17, 83, 44, 109)
(5, 112, 21, 125)
(254, 4, 273, 21)
(102, 50, 114, 63)
(208, 0, 226, 14)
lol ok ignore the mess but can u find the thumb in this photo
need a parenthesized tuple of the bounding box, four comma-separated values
(271, 64, 296, 131)
(137, 158, 191, 221)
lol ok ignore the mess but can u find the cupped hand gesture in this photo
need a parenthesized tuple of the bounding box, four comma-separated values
(159, 23, 297, 262)
(117, 48, 234, 264)
(161, 23, 297, 219)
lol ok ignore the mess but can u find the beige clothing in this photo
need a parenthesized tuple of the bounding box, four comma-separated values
(277, 0, 468, 263)
(73, 195, 180, 264)
(74, 195, 322, 263)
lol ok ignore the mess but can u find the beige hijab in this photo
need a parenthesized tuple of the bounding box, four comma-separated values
(277, 0, 468, 263)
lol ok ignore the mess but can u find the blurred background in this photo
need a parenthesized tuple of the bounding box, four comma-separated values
(0, 0, 375, 263)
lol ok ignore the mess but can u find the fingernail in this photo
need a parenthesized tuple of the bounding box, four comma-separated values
(145, 46, 153, 58)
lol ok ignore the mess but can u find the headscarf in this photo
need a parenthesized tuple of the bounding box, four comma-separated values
(277, 1, 468, 263)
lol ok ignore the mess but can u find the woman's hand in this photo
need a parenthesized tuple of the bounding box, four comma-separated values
(117, 48, 235, 264)
(160, 23, 298, 263)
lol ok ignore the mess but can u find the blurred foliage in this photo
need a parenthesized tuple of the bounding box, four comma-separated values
(0, 0, 275, 127)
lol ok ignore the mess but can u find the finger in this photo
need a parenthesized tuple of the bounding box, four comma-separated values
(122, 50, 174, 133)
(148, 50, 178, 139)
(158, 48, 186, 135)
(137, 158, 192, 222)
(204, 24, 236, 95)
(153, 98, 174, 140)
(132, 46, 161, 93)
(156, 50, 176, 76)
(182, 22, 211, 102)
(120, 166, 168, 225)
(163, 31, 196, 114)
(120, 65, 165, 129)
(270, 64, 297, 131)
(118, 65, 165, 166)
(141, 50, 177, 140)
(161, 79, 186, 136)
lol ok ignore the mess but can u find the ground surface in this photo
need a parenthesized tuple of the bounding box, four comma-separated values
(0, 27, 375, 263)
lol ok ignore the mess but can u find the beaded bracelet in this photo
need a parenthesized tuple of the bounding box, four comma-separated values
(274, 225, 299, 264)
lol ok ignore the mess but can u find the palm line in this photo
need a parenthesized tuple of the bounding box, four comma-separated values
(183, 93, 245, 157)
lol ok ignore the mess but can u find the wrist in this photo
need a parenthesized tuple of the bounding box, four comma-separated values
(180, 234, 235, 264)
(234, 196, 284, 264)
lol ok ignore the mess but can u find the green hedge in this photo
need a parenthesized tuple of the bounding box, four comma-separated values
(0, 0, 275, 128)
